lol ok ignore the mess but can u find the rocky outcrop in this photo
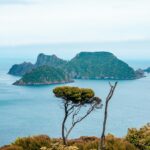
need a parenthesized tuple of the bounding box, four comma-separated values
(35, 53, 67, 68)
(8, 62, 34, 76)
(8, 54, 67, 76)
(135, 69, 145, 79)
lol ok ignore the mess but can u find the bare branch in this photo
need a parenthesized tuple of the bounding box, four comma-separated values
(72, 106, 82, 125)
(65, 103, 97, 139)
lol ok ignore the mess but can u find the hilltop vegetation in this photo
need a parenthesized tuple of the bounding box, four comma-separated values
(0, 135, 137, 150)
(66, 52, 136, 80)
(1, 124, 150, 150)
(14, 66, 72, 85)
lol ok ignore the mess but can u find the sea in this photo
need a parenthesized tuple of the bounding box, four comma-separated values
(0, 43, 150, 146)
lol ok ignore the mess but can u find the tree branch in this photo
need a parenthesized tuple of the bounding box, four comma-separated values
(65, 103, 97, 139)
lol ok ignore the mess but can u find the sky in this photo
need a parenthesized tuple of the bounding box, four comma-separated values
(0, 0, 150, 59)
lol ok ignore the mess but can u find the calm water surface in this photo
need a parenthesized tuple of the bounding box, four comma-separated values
(0, 58, 150, 146)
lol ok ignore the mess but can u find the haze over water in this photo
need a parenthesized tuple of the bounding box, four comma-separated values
(0, 43, 150, 146)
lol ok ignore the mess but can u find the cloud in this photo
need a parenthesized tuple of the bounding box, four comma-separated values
(0, 0, 30, 4)
(0, 0, 150, 46)
(0, 0, 49, 5)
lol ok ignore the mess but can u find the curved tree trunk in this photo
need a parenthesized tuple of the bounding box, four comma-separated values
(62, 114, 67, 145)
(62, 102, 68, 145)
(100, 98, 109, 150)
(100, 82, 117, 150)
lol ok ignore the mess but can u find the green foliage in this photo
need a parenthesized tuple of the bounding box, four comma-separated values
(15, 66, 71, 85)
(126, 123, 150, 150)
(22, 66, 67, 83)
(66, 52, 136, 80)
(53, 86, 95, 103)
(8, 62, 34, 76)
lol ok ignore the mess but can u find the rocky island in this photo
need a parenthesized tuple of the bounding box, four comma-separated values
(13, 66, 72, 85)
(144, 67, 150, 73)
(35, 53, 67, 68)
(8, 62, 34, 76)
(9, 51, 144, 85)
(66, 52, 137, 80)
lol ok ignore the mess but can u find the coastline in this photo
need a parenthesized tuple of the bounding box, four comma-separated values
(12, 74, 146, 86)
(13, 80, 74, 86)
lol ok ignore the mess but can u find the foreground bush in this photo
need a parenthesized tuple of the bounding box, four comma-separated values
(0, 135, 53, 150)
(41, 144, 79, 150)
(0, 135, 137, 150)
(105, 134, 137, 150)
(0, 145, 23, 150)
(126, 123, 150, 150)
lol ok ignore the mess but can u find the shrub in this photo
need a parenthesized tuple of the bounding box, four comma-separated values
(41, 143, 79, 150)
(0, 145, 23, 150)
(126, 123, 150, 150)
(68, 135, 137, 150)
(12, 135, 52, 150)
(68, 136, 99, 150)
(105, 134, 137, 150)
(0, 135, 137, 150)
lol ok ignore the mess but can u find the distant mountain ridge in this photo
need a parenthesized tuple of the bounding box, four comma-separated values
(8, 51, 143, 85)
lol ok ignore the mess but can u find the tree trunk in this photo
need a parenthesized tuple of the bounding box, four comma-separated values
(100, 99, 109, 150)
(100, 82, 117, 150)
(62, 114, 67, 145)
(62, 102, 68, 145)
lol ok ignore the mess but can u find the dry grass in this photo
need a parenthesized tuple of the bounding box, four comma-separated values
(0, 134, 137, 150)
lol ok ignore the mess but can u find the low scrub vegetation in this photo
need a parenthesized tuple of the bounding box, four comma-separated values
(0, 134, 138, 150)
(2, 123, 150, 150)
(126, 123, 150, 150)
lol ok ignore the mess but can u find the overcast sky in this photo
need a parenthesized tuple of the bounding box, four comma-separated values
(1, 0, 150, 44)
(0, 0, 150, 59)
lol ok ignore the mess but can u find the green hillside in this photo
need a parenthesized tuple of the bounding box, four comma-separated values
(14, 66, 72, 85)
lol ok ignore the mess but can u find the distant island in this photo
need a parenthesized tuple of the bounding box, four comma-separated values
(144, 67, 150, 73)
(8, 51, 144, 85)
(13, 66, 73, 85)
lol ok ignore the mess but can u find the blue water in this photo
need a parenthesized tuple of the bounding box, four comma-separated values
(0, 55, 150, 146)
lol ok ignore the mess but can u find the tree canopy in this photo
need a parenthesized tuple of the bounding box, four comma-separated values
(53, 86, 95, 104)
